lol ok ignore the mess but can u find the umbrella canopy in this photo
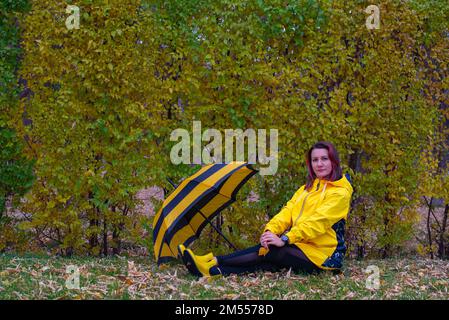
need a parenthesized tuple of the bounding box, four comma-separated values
(153, 162, 257, 264)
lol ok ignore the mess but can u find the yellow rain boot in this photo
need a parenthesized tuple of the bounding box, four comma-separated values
(178, 245, 216, 277)
(183, 248, 221, 278)
(178, 244, 213, 263)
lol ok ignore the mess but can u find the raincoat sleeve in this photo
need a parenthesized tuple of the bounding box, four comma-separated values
(263, 185, 305, 236)
(285, 188, 351, 243)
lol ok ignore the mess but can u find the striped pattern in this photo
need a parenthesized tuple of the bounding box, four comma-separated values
(153, 162, 257, 264)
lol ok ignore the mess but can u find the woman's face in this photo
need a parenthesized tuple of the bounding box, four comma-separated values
(311, 148, 332, 179)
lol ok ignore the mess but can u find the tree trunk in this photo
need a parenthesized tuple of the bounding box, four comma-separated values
(426, 197, 434, 259)
(113, 205, 128, 255)
(438, 204, 448, 259)
(89, 218, 98, 251)
(112, 222, 124, 255)
(66, 247, 73, 257)
(356, 214, 366, 260)
(111, 206, 121, 255)
(348, 149, 363, 173)
(103, 217, 108, 256)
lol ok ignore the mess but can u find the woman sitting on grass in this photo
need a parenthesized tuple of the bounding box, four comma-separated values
(178, 141, 353, 277)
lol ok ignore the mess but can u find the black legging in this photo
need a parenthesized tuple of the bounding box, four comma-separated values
(215, 244, 322, 275)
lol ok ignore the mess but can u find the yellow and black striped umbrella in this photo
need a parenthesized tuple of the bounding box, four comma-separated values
(153, 162, 257, 264)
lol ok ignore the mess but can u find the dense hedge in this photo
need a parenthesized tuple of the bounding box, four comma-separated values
(0, 0, 35, 252)
(3, 0, 448, 258)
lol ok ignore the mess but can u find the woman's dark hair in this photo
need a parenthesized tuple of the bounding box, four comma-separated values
(305, 141, 342, 191)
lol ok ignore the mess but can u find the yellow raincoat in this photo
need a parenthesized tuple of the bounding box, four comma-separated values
(264, 173, 353, 270)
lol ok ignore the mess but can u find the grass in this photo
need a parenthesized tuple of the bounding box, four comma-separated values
(0, 253, 448, 300)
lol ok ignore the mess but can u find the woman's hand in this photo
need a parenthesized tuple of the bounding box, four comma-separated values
(260, 231, 285, 248)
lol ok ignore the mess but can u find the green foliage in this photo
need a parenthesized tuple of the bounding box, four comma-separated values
(15, 0, 171, 255)
(0, 0, 35, 252)
(0, 128, 35, 214)
(409, 0, 449, 44)
(0, 0, 30, 127)
(0, 0, 31, 13)
(255, 0, 328, 46)
(6, 0, 449, 259)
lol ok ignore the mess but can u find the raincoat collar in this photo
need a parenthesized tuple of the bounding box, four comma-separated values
(313, 173, 353, 193)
